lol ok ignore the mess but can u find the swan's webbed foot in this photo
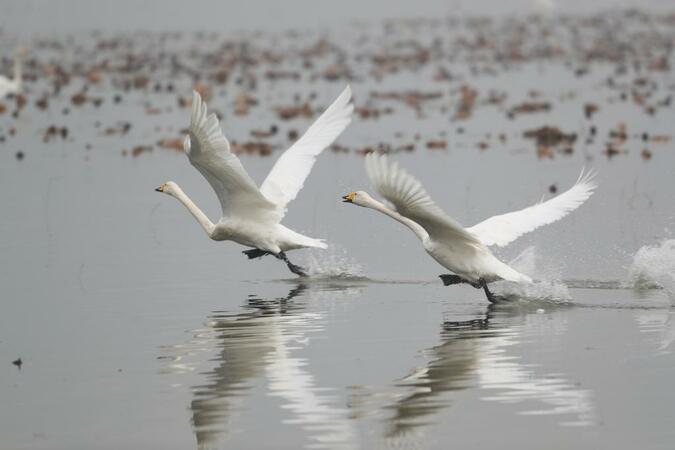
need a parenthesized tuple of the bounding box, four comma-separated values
(440, 274, 505, 303)
(480, 279, 505, 304)
(243, 249, 269, 259)
(439, 274, 466, 286)
(286, 261, 308, 277)
(276, 252, 308, 277)
(439, 274, 484, 288)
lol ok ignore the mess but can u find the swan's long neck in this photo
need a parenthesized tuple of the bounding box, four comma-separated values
(365, 199, 429, 241)
(12, 55, 22, 89)
(171, 186, 215, 238)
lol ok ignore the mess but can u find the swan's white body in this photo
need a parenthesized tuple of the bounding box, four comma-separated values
(163, 184, 325, 253)
(0, 49, 25, 97)
(346, 153, 596, 286)
(158, 87, 353, 259)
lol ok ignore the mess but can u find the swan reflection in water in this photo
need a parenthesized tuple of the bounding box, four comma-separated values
(380, 302, 595, 445)
(160, 282, 361, 450)
(162, 286, 596, 449)
(635, 308, 675, 353)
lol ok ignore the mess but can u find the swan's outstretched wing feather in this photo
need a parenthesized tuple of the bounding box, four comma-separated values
(185, 91, 278, 221)
(365, 153, 482, 246)
(467, 170, 597, 247)
(260, 86, 353, 216)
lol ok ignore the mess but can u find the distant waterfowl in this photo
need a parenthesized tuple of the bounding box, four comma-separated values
(0, 47, 27, 98)
(157, 87, 353, 276)
(343, 153, 596, 302)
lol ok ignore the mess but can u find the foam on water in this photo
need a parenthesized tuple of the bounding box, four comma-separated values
(628, 239, 675, 302)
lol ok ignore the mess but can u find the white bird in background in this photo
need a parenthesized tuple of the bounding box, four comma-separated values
(156, 86, 353, 276)
(0, 47, 27, 98)
(342, 153, 597, 302)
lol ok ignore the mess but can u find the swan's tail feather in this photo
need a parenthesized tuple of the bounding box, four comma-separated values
(294, 237, 327, 250)
(308, 239, 328, 249)
(495, 261, 533, 284)
(280, 225, 328, 250)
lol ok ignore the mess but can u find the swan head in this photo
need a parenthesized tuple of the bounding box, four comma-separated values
(155, 181, 179, 196)
(342, 190, 375, 207)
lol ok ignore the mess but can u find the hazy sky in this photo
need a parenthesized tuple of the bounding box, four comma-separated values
(0, 0, 672, 35)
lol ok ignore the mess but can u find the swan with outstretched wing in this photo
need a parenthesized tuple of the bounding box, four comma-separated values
(342, 153, 596, 301)
(156, 86, 353, 276)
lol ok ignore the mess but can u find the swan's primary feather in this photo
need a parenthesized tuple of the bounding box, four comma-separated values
(186, 88, 352, 223)
(260, 85, 353, 217)
(185, 91, 279, 222)
(365, 153, 483, 246)
(467, 169, 597, 247)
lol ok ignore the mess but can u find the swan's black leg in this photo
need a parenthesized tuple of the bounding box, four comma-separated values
(480, 280, 499, 304)
(276, 252, 308, 277)
(439, 274, 466, 286)
(243, 249, 269, 259)
(439, 274, 501, 303)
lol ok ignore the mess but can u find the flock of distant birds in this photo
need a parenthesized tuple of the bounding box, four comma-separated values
(153, 87, 596, 303)
(1, 46, 595, 303)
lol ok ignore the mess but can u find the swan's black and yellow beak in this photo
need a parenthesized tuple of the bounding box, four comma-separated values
(155, 185, 164, 193)
(342, 192, 356, 203)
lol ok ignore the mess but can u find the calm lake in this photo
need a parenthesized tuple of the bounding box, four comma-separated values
(1, 1, 675, 449)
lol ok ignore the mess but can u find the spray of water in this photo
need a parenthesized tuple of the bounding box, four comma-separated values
(304, 244, 366, 280)
(628, 239, 675, 303)
(495, 246, 572, 303)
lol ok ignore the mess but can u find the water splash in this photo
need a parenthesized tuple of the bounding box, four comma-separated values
(305, 244, 365, 280)
(496, 246, 571, 302)
(628, 239, 675, 302)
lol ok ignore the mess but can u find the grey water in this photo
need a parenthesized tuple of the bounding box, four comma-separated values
(2, 1, 675, 449)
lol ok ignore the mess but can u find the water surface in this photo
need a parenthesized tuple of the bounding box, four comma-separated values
(1, 3, 675, 449)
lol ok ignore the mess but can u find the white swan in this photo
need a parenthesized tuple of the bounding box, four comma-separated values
(157, 86, 353, 276)
(0, 48, 27, 97)
(342, 153, 597, 301)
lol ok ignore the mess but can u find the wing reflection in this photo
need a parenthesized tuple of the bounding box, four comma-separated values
(384, 316, 490, 439)
(635, 308, 675, 353)
(385, 303, 595, 443)
(162, 282, 359, 450)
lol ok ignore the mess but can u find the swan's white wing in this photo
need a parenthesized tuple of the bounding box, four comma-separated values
(467, 170, 597, 247)
(260, 86, 353, 217)
(185, 92, 279, 222)
(365, 153, 483, 246)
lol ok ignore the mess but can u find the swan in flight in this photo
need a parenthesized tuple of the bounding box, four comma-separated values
(156, 86, 353, 276)
(0, 47, 27, 98)
(342, 153, 596, 302)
